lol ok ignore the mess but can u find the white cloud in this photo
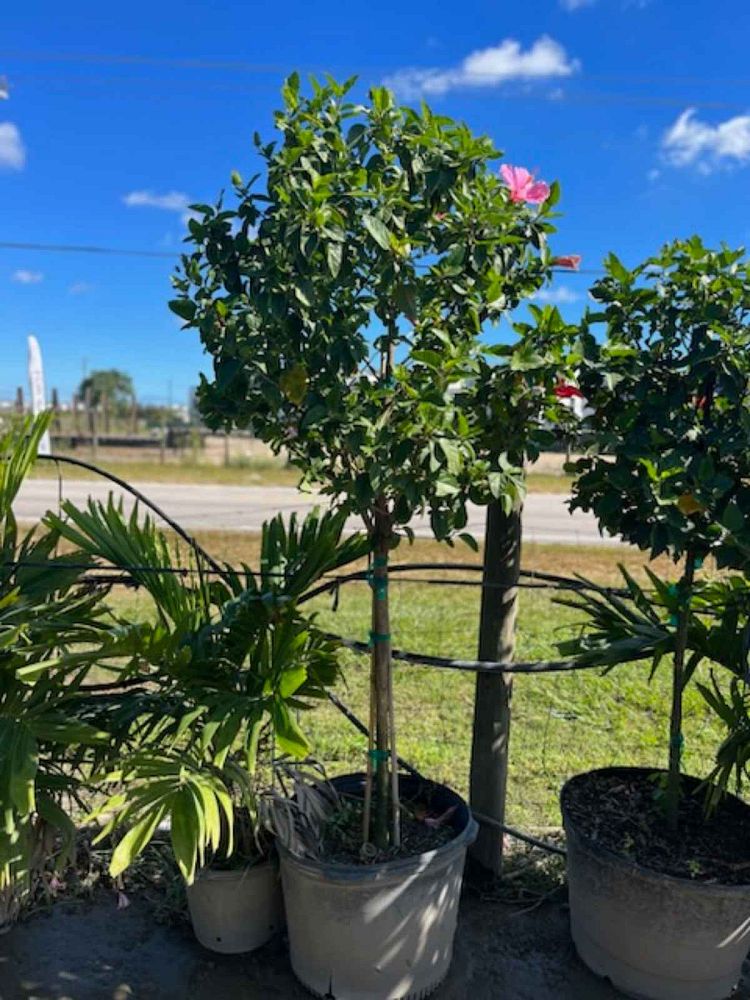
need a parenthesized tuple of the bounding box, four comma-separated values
(647, 168, 661, 182)
(560, 0, 596, 10)
(661, 109, 750, 172)
(123, 190, 191, 211)
(534, 286, 581, 305)
(69, 281, 93, 295)
(11, 269, 43, 284)
(0, 122, 25, 170)
(385, 36, 579, 98)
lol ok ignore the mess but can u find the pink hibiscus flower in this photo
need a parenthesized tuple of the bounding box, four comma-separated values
(554, 382, 584, 400)
(553, 254, 582, 271)
(500, 164, 550, 205)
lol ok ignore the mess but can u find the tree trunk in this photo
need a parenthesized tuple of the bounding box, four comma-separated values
(469, 498, 522, 875)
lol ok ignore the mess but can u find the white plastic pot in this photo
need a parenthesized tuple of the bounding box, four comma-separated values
(186, 859, 284, 954)
(562, 767, 750, 1000)
(278, 773, 477, 1000)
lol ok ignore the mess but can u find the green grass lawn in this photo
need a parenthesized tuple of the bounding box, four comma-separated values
(110, 535, 722, 834)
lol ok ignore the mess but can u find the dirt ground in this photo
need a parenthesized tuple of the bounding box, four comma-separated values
(1, 880, 748, 999)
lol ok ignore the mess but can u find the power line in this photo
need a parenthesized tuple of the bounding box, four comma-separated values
(0, 240, 176, 259)
(3, 50, 750, 89)
(0, 240, 604, 274)
(2, 51, 749, 113)
(4, 73, 748, 113)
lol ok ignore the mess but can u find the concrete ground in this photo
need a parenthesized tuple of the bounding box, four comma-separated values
(2, 882, 749, 999)
(15, 480, 618, 546)
(0, 890, 623, 1000)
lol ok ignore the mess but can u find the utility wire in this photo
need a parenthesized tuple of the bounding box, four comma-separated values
(5, 74, 748, 113)
(0, 240, 605, 275)
(3, 49, 750, 89)
(0, 240, 176, 259)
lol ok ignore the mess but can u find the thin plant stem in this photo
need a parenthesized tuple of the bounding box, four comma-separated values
(666, 548, 697, 831)
(371, 523, 392, 849)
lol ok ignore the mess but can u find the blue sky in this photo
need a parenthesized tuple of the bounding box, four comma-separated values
(1, 0, 749, 405)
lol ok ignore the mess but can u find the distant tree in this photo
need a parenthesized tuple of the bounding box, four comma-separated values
(78, 369, 135, 413)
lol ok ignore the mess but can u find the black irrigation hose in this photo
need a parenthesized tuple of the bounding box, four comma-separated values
(2, 558, 630, 598)
(324, 630, 633, 675)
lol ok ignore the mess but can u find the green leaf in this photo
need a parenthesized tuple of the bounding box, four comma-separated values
(459, 532, 479, 553)
(272, 702, 310, 757)
(110, 803, 168, 878)
(721, 501, 745, 534)
(434, 472, 460, 498)
(279, 663, 308, 698)
(169, 299, 196, 322)
(362, 214, 391, 251)
(438, 438, 462, 476)
(326, 242, 343, 278)
(280, 364, 308, 405)
(488, 472, 506, 500)
(605, 253, 630, 283)
(170, 789, 199, 884)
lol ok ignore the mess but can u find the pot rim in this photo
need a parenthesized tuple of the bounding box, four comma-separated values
(278, 773, 478, 883)
(561, 765, 750, 895)
(192, 857, 276, 883)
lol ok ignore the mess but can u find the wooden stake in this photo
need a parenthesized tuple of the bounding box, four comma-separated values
(469, 498, 522, 875)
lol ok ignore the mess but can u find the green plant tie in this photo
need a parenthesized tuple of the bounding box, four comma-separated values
(368, 555, 388, 598)
(368, 748, 390, 763)
(669, 614, 679, 626)
(670, 732, 685, 750)
(694, 556, 704, 570)
(368, 630, 391, 647)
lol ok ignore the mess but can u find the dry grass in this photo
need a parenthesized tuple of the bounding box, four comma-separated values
(183, 528, 674, 587)
(29, 453, 570, 495)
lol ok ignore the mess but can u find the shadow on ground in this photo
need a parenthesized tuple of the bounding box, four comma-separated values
(0, 882, 748, 999)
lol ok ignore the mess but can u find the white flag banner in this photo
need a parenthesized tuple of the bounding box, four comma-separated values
(27, 334, 51, 455)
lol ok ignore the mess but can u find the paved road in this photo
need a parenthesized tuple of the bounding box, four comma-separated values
(16, 478, 619, 546)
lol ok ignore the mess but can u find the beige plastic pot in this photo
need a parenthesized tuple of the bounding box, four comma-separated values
(186, 859, 284, 954)
(562, 767, 750, 1000)
(278, 773, 477, 1000)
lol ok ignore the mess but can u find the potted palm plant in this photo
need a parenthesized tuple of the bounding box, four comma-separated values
(560, 238, 750, 1000)
(0, 414, 111, 928)
(48, 497, 367, 953)
(170, 73, 564, 997)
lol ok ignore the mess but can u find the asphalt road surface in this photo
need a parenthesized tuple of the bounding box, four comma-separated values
(15, 479, 618, 546)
